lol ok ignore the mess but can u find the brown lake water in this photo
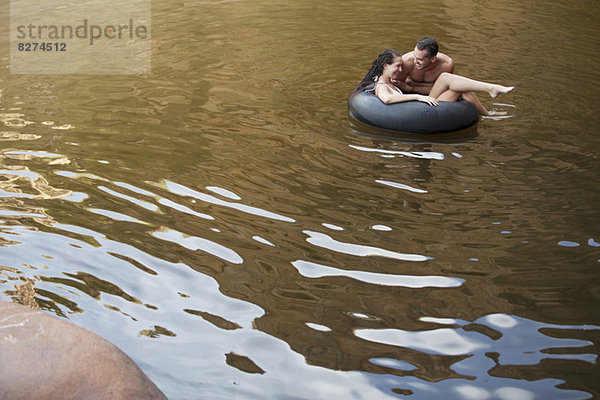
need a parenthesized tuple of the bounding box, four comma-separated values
(1, 0, 600, 399)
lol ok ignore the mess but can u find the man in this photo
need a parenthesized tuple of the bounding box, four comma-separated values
(392, 37, 454, 95)
(393, 37, 496, 115)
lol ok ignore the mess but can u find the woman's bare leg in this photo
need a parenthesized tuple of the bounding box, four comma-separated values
(461, 92, 489, 115)
(436, 91, 509, 116)
(430, 72, 514, 99)
(436, 89, 462, 102)
(435, 90, 491, 115)
(439, 91, 508, 116)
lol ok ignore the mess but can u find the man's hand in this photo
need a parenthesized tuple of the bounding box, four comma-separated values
(390, 79, 413, 93)
(405, 77, 434, 94)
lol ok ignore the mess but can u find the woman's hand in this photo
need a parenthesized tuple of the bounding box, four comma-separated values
(418, 96, 439, 106)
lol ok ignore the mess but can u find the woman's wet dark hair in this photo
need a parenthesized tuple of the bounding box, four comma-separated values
(353, 49, 402, 94)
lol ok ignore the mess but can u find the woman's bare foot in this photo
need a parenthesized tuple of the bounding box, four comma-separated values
(490, 85, 514, 99)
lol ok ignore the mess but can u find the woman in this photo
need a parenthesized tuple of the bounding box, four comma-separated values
(353, 49, 513, 115)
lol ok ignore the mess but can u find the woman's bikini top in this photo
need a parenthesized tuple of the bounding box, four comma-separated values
(373, 82, 403, 95)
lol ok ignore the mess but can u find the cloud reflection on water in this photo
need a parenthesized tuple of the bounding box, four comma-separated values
(292, 259, 463, 288)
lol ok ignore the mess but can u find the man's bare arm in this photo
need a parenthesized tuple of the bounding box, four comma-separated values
(391, 79, 415, 93)
(391, 54, 416, 92)
(404, 78, 434, 94)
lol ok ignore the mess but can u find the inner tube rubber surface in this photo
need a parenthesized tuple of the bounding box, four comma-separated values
(348, 90, 479, 134)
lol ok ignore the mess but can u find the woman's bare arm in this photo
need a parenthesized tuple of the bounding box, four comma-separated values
(375, 83, 439, 106)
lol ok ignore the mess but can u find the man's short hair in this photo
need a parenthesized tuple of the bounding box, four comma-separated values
(416, 37, 439, 58)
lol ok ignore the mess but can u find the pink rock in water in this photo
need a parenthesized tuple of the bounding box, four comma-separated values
(0, 301, 167, 400)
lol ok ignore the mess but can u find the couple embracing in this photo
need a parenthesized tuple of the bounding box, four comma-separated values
(354, 38, 514, 116)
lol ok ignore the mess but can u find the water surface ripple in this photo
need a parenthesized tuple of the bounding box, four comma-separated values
(1, 0, 599, 399)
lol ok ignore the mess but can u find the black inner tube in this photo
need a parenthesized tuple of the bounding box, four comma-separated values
(348, 89, 479, 134)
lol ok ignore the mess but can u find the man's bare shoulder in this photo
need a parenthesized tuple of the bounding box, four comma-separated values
(402, 52, 415, 69)
(437, 51, 453, 62)
(396, 52, 414, 79)
(436, 52, 455, 72)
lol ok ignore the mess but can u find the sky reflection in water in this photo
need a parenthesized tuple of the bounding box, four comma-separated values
(1, 0, 599, 399)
